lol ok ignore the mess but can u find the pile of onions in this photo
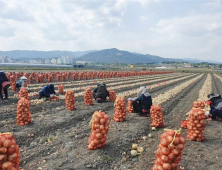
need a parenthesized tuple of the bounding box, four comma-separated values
(192, 101, 205, 109)
(109, 91, 116, 102)
(127, 100, 133, 113)
(58, 84, 64, 94)
(88, 111, 109, 150)
(50, 96, 59, 101)
(65, 90, 75, 111)
(0, 132, 20, 169)
(18, 88, 30, 101)
(150, 105, 164, 128)
(187, 108, 205, 142)
(84, 87, 93, 105)
(113, 96, 126, 122)
(17, 97, 32, 126)
(152, 129, 185, 170)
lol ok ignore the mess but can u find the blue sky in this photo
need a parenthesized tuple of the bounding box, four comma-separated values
(0, 0, 221, 62)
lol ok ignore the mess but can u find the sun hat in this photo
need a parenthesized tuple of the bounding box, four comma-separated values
(20, 76, 28, 80)
(207, 93, 220, 100)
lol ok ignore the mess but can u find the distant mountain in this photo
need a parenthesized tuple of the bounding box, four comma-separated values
(73, 48, 185, 64)
(182, 58, 221, 64)
(0, 50, 95, 59)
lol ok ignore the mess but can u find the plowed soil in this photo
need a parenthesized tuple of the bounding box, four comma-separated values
(1, 73, 222, 170)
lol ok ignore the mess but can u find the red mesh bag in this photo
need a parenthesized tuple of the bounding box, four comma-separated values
(65, 90, 75, 111)
(88, 111, 109, 150)
(0, 132, 20, 170)
(150, 105, 164, 128)
(152, 129, 185, 170)
(113, 96, 126, 122)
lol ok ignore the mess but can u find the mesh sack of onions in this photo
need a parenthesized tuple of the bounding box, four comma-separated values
(187, 108, 205, 142)
(113, 96, 126, 122)
(109, 91, 116, 102)
(17, 97, 32, 126)
(88, 111, 110, 150)
(0, 132, 20, 170)
(150, 105, 164, 128)
(18, 88, 30, 101)
(152, 129, 185, 170)
(84, 87, 93, 105)
(65, 90, 75, 111)
(192, 101, 210, 119)
(180, 120, 188, 129)
(58, 84, 64, 94)
(10, 76, 16, 92)
(127, 100, 133, 113)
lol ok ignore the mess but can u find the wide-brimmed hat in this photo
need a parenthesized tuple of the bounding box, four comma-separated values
(20, 76, 28, 80)
(207, 93, 220, 100)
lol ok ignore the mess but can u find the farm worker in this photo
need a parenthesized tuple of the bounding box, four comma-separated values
(0, 70, 10, 101)
(16, 76, 28, 91)
(207, 93, 222, 121)
(131, 86, 152, 116)
(38, 84, 56, 99)
(93, 83, 109, 103)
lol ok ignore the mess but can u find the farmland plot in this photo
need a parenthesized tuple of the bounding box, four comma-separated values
(1, 72, 222, 170)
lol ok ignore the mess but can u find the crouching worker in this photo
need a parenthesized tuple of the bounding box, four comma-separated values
(132, 86, 152, 116)
(0, 70, 10, 101)
(207, 93, 222, 121)
(93, 83, 109, 103)
(16, 76, 28, 91)
(39, 84, 56, 99)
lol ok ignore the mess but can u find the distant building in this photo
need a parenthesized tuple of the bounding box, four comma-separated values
(51, 58, 57, 64)
(45, 59, 51, 64)
(57, 58, 63, 64)
(0, 56, 12, 63)
(62, 56, 73, 64)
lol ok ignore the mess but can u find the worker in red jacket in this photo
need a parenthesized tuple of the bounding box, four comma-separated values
(0, 70, 10, 101)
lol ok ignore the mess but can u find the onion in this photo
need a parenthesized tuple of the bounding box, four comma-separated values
(132, 143, 138, 150)
(131, 150, 138, 156)
(137, 147, 144, 153)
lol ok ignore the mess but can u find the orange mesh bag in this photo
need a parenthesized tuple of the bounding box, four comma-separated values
(88, 111, 109, 150)
(65, 90, 75, 111)
(152, 129, 185, 170)
(58, 84, 64, 94)
(127, 100, 133, 113)
(150, 105, 164, 128)
(17, 97, 32, 126)
(113, 96, 126, 122)
(84, 87, 93, 105)
(0, 132, 20, 170)
(187, 108, 205, 142)
(109, 91, 116, 102)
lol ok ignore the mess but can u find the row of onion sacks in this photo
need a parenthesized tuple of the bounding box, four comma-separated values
(150, 105, 164, 128)
(0, 132, 20, 169)
(152, 129, 185, 170)
(65, 90, 75, 111)
(84, 87, 93, 105)
(88, 111, 110, 150)
(113, 96, 126, 122)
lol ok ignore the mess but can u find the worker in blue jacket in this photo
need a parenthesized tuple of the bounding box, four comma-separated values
(207, 93, 222, 121)
(132, 86, 152, 116)
(39, 84, 56, 99)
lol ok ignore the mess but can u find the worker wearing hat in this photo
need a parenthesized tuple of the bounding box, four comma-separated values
(16, 76, 28, 91)
(93, 83, 109, 103)
(207, 93, 222, 120)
